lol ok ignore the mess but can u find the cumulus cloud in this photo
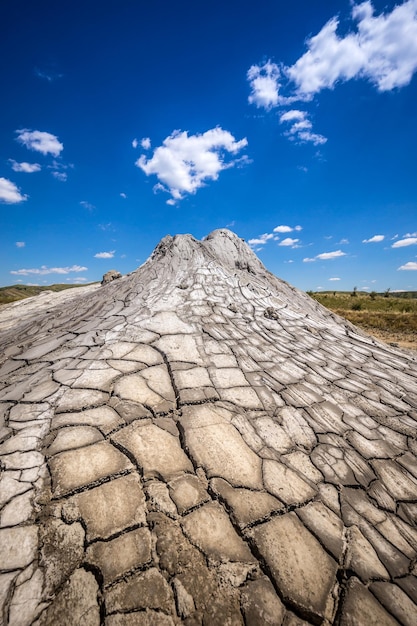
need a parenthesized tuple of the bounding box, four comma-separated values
(304, 250, 346, 262)
(248, 233, 274, 247)
(279, 110, 327, 145)
(247, 61, 282, 109)
(363, 234, 385, 243)
(317, 250, 346, 260)
(132, 138, 139, 149)
(136, 127, 248, 203)
(120, 192, 127, 199)
(273, 224, 302, 233)
(16, 129, 63, 156)
(286, 0, 417, 99)
(11, 265, 87, 276)
(247, 2, 417, 148)
(279, 237, 299, 247)
(94, 251, 115, 259)
(9, 160, 41, 173)
(0, 178, 27, 204)
(16, 241, 25, 248)
(249, 225, 304, 249)
(398, 261, 417, 270)
(141, 137, 151, 149)
(392, 237, 417, 248)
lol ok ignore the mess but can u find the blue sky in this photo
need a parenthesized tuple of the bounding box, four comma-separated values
(1, 0, 417, 292)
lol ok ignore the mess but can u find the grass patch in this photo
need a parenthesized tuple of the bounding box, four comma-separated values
(0, 283, 95, 305)
(308, 291, 417, 349)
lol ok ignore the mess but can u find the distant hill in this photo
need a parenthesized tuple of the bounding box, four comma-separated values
(0, 283, 97, 305)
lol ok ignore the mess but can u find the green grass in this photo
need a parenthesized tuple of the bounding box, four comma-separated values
(0, 283, 96, 305)
(308, 291, 417, 314)
(308, 291, 417, 346)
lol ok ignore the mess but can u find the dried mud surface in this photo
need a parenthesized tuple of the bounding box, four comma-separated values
(1, 229, 417, 626)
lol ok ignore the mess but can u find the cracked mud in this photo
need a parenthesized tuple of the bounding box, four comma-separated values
(0, 229, 417, 625)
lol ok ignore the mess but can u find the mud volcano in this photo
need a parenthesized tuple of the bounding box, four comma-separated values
(1, 229, 417, 626)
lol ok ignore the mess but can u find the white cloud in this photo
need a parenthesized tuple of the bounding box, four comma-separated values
(132, 138, 138, 149)
(363, 234, 385, 243)
(273, 224, 302, 233)
(297, 130, 327, 145)
(316, 250, 346, 260)
(280, 110, 327, 145)
(120, 192, 127, 199)
(16, 241, 25, 248)
(339, 238, 350, 244)
(0, 178, 27, 204)
(279, 110, 305, 123)
(392, 237, 417, 248)
(94, 251, 115, 259)
(141, 137, 151, 149)
(136, 127, 248, 203)
(248, 233, 274, 247)
(11, 265, 87, 276)
(404, 232, 417, 237)
(247, 61, 281, 109)
(303, 257, 316, 263)
(16, 129, 63, 156)
(9, 160, 41, 173)
(329, 277, 341, 281)
(286, 0, 417, 99)
(279, 237, 299, 247)
(398, 262, 417, 270)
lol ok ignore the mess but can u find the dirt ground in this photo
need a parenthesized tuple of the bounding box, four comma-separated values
(366, 328, 417, 352)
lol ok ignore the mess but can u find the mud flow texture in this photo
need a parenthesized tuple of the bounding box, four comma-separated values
(1, 229, 417, 626)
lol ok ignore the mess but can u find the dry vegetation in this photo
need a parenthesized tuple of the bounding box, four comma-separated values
(309, 291, 417, 350)
(0, 283, 96, 305)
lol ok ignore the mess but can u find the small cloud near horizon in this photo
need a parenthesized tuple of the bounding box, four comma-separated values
(363, 235, 384, 243)
(304, 250, 346, 262)
(273, 224, 302, 233)
(94, 251, 115, 259)
(392, 237, 417, 248)
(11, 264, 87, 276)
(398, 261, 417, 270)
(279, 237, 299, 247)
